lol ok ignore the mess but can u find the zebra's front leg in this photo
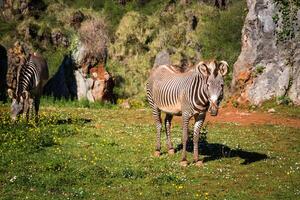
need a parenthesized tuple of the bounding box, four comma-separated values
(165, 113, 174, 155)
(193, 112, 206, 166)
(23, 98, 30, 122)
(180, 114, 191, 166)
(28, 98, 34, 120)
(153, 108, 162, 157)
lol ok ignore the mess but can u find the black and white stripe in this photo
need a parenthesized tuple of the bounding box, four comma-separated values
(11, 54, 49, 122)
(147, 61, 227, 165)
(16, 58, 40, 97)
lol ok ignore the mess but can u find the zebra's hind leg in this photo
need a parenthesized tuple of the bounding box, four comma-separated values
(193, 112, 206, 166)
(165, 113, 174, 155)
(152, 107, 162, 157)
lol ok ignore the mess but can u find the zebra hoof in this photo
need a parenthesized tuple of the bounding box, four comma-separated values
(195, 160, 204, 167)
(180, 160, 188, 167)
(168, 149, 175, 155)
(154, 151, 161, 157)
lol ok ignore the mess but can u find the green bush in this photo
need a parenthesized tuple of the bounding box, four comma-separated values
(197, 0, 247, 85)
(109, 0, 247, 100)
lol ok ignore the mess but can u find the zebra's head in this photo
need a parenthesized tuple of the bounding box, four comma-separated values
(10, 91, 29, 121)
(197, 60, 228, 116)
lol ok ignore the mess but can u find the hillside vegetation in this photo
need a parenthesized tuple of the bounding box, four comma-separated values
(0, 0, 246, 103)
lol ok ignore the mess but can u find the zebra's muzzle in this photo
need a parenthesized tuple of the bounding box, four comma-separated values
(208, 101, 218, 116)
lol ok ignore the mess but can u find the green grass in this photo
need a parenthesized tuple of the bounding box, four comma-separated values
(253, 100, 300, 119)
(0, 20, 16, 40)
(0, 102, 299, 199)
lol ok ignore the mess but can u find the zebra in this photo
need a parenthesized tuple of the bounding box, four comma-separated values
(146, 60, 228, 166)
(10, 53, 49, 122)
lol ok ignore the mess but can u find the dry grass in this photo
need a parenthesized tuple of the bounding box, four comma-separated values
(77, 17, 109, 67)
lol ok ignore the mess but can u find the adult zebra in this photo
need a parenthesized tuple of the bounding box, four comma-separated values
(146, 60, 228, 166)
(9, 53, 49, 122)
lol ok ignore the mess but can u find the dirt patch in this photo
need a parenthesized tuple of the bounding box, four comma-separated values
(141, 106, 300, 129)
(204, 106, 300, 128)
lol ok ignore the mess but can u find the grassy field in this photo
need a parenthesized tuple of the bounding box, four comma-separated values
(0, 102, 299, 200)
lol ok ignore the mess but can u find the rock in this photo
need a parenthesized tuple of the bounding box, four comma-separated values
(267, 108, 275, 113)
(237, 70, 251, 82)
(247, 63, 285, 105)
(288, 43, 300, 105)
(231, 0, 300, 105)
(74, 68, 88, 100)
(89, 65, 114, 102)
(153, 49, 170, 67)
(275, 67, 290, 97)
(288, 67, 300, 105)
(73, 18, 108, 69)
(45, 15, 113, 103)
(86, 78, 94, 102)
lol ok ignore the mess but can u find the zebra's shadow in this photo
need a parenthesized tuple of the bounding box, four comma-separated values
(174, 137, 268, 165)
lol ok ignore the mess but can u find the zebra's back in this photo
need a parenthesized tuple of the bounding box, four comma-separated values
(147, 65, 207, 115)
(17, 59, 40, 96)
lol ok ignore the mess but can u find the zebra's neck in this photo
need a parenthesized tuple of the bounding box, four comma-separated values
(189, 73, 209, 111)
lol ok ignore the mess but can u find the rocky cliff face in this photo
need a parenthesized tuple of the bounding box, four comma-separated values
(231, 0, 300, 105)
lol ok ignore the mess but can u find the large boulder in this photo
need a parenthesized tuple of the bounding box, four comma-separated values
(153, 49, 170, 67)
(288, 42, 300, 105)
(231, 0, 300, 105)
(72, 18, 109, 75)
(74, 68, 88, 101)
(89, 65, 114, 102)
(44, 15, 114, 103)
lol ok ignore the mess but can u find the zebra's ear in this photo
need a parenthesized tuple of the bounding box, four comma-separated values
(219, 61, 228, 76)
(196, 62, 209, 76)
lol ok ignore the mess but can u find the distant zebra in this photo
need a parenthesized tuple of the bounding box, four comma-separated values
(10, 53, 49, 122)
(146, 60, 228, 166)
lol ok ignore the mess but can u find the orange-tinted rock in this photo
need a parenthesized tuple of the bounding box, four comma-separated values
(237, 70, 251, 82)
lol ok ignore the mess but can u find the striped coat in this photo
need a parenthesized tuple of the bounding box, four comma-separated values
(11, 53, 49, 121)
(147, 60, 228, 166)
